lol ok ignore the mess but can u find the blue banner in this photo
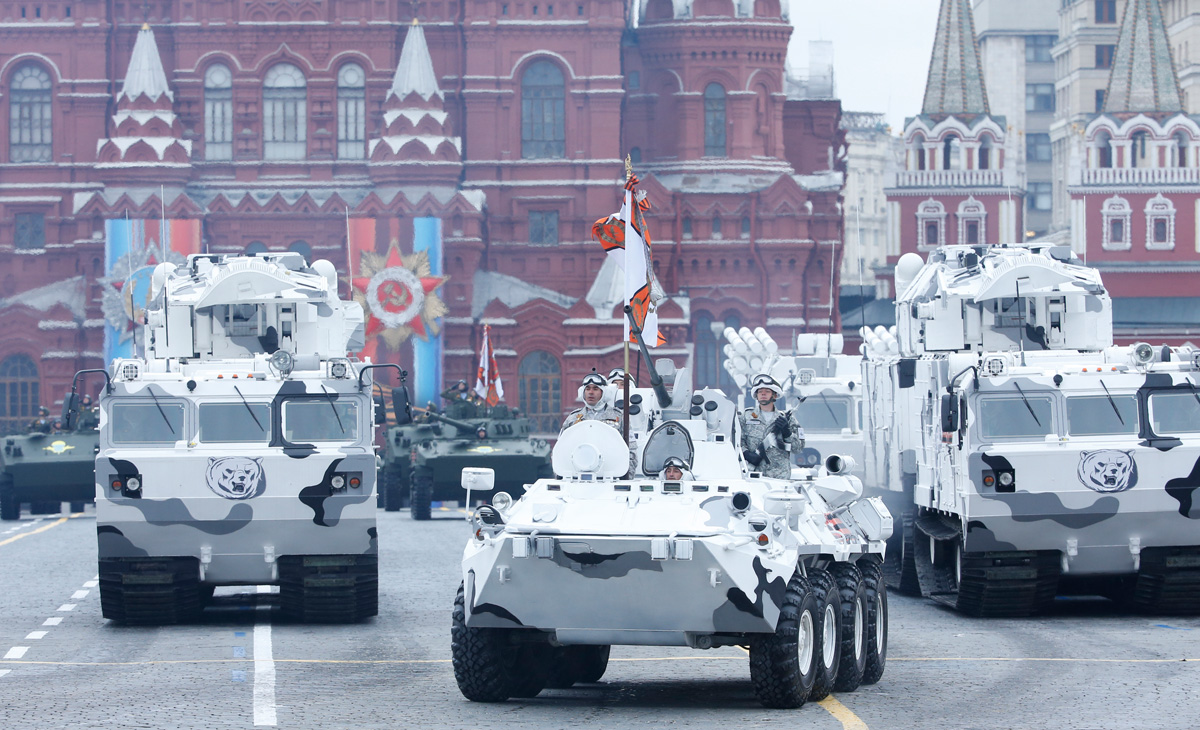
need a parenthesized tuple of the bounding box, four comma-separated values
(411, 217, 443, 406)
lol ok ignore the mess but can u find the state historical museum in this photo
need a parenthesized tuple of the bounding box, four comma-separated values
(0, 0, 845, 434)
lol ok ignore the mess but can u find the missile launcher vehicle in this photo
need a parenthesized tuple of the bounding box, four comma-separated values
(73, 252, 409, 624)
(451, 325, 892, 709)
(863, 244, 1200, 616)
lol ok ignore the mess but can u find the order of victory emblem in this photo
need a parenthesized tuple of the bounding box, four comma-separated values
(352, 242, 449, 349)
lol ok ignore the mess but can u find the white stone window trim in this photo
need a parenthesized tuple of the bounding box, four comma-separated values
(1101, 195, 1132, 251)
(1145, 193, 1176, 251)
(916, 198, 946, 251)
(955, 196, 987, 246)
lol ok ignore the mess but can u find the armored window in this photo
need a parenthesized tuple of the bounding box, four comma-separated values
(521, 61, 565, 159)
(794, 395, 852, 432)
(1149, 392, 1200, 435)
(204, 64, 233, 160)
(1066, 395, 1137, 436)
(14, 212, 45, 250)
(1027, 133, 1052, 162)
(518, 351, 561, 434)
(978, 395, 1055, 440)
(528, 210, 559, 245)
(9, 63, 52, 163)
(263, 63, 308, 160)
(337, 63, 366, 160)
(704, 83, 727, 157)
(198, 403, 271, 443)
(282, 399, 359, 442)
(0, 354, 38, 435)
(110, 401, 187, 445)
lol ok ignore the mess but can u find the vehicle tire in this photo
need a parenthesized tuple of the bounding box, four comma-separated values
(451, 582, 517, 702)
(830, 562, 868, 692)
(858, 559, 888, 685)
(897, 507, 921, 596)
(749, 571, 819, 709)
(382, 469, 402, 512)
(510, 643, 553, 697)
(0, 482, 18, 521)
(806, 568, 841, 702)
(545, 645, 610, 688)
(410, 474, 433, 521)
(69, 501, 85, 513)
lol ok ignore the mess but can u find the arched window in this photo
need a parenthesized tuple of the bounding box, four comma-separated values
(704, 83, 727, 157)
(263, 63, 307, 160)
(1174, 131, 1189, 168)
(629, 146, 642, 164)
(711, 215, 722, 239)
(521, 61, 565, 159)
(912, 134, 926, 170)
(9, 64, 52, 162)
(337, 63, 366, 160)
(244, 241, 269, 256)
(741, 216, 752, 238)
(204, 63, 233, 160)
(942, 134, 962, 170)
(288, 240, 312, 263)
(1097, 131, 1113, 168)
(682, 216, 693, 239)
(0, 354, 39, 435)
(979, 136, 993, 170)
(518, 351, 561, 433)
(1131, 130, 1148, 169)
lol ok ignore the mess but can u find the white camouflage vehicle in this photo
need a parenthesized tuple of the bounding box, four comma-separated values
(863, 244, 1200, 616)
(451, 333, 892, 709)
(71, 253, 408, 624)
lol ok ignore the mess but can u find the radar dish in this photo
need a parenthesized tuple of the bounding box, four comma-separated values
(552, 421, 630, 478)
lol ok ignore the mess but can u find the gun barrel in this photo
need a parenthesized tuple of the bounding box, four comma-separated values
(624, 306, 671, 408)
(428, 411, 478, 432)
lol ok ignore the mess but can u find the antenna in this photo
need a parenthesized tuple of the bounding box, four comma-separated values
(1016, 279, 1026, 367)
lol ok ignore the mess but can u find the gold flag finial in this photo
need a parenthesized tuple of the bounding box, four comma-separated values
(412, 17, 419, 25)
(141, 22, 151, 30)
(625, 154, 632, 182)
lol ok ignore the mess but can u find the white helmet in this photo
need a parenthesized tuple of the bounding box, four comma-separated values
(750, 373, 783, 398)
(582, 371, 608, 388)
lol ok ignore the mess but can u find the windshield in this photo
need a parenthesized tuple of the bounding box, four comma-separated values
(1066, 395, 1138, 436)
(198, 402, 271, 443)
(282, 398, 359, 442)
(110, 401, 186, 445)
(1148, 391, 1200, 436)
(641, 420, 694, 476)
(978, 395, 1055, 440)
(795, 395, 852, 432)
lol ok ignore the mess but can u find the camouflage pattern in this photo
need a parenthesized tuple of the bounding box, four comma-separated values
(738, 407, 804, 479)
(560, 402, 622, 431)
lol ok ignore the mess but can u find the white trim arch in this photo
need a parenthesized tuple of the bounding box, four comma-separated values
(508, 51, 578, 81)
(1145, 193, 1176, 250)
(0, 53, 64, 85)
(956, 196, 986, 245)
(1101, 195, 1132, 251)
(916, 198, 946, 251)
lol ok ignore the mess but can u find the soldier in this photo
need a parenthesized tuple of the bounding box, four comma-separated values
(442, 379, 480, 420)
(76, 394, 100, 431)
(607, 368, 637, 389)
(739, 373, 804, 479)
(561, 372, 622, 431)
(661, 455, 691, 481)
(28, 406, 52, 434)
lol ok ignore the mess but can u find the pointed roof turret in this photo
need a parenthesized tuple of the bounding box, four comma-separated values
(921, 0, 990, 117)
(1103, 0, 1183, 114)
(119, 23, 172, 103)
(388, 19, 441, 102)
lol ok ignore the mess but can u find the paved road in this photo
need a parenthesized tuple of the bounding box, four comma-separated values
(1, 506, 1197, 729)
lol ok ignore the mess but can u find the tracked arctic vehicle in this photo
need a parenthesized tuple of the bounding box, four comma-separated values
(75, 252, 408, 624)
(863, 244, 1200, 616)
(451, 322, 892, 709)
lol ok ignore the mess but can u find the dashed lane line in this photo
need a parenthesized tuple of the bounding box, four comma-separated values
(1, 577, 97, 679)
(4, 647, 29, 660)
(57, 604, 76, 612)
(24, 631, 47, 640)
(0, 514, 81, 547)
(41, 618, 62, 627)
(253, 585, 276, 727)
(70, 590, 89, 600)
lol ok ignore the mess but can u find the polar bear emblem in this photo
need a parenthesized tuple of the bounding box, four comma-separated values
(1077, 450, 1137, 493)
(206, 456, 267, 500)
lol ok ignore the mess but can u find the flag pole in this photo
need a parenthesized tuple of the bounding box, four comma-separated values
(344, 207, 353, 300)
(622, 154, 632, 445)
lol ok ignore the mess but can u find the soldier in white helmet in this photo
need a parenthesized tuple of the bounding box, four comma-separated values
(561, 371, 623, 432)
(739, 373, 804, 479)
(607, 367, 637, 389)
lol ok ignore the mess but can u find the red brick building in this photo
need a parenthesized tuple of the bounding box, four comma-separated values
(0, 0, 844, 434)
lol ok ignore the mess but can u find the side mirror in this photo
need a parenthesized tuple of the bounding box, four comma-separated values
(392, 387, 413, 426)
(61, 393, 79, 431)
(462, 467, 495, 492)
(373, 395, 387, 425)
(940, 392, 959, 434)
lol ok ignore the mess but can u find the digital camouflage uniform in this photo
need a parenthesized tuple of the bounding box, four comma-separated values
(739, 407, 804, 479)
(560, 402, 622, 432)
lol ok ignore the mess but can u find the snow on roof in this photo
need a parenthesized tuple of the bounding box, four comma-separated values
(389, 21, 442, 102)
(472, 269, 577, 318)
(0, 275, 87, 319)
(585, 255, 623, 319)
(96, 136, 191, 158)
(112, 109, 178, 126)
(368, 134, 462, 156)
(119, 24, 173, 103)
(383, 108, 449, 127)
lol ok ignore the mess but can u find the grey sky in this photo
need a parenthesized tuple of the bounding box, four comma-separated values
(789, 0, 943, 131)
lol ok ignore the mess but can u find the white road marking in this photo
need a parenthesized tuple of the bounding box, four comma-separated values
(57, 604, 76, 612)
(4, 647, 29, 659)
(24, 631, 47, 640)
(0, 669, 9, 677)
(82, 580, 98, 588)
(71, 590, 89, 600)
(42, 617, 62, 626)
(253, 621, 277, 726)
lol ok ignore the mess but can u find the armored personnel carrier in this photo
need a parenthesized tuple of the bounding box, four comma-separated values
(76, 252, 406, 624)
(389, 405, 552, 520)
(862, 244, 1200, 616)
(451, 325, 891, 708)
(0, 415, 99, 520)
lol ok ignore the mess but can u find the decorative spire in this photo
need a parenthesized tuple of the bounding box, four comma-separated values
(1103, 0, 1183, 114)
(119, 23, 172, 103)
(920, 0, 990, 117)
(388, 20, 441, 102)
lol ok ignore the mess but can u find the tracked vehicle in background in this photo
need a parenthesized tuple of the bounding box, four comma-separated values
(75, 252, 408, 624)
(451, 324, 892, 709)
(0, 415, 98, 520)
(863, 244, 1200, 616)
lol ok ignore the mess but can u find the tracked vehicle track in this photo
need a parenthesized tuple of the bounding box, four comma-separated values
(98, 557, 204, 624)
(913, 529, 1060, 617)
(1132, 547, 1200, 614)
(278, 555, 378, 623)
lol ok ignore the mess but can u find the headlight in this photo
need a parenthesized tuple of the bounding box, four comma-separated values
(125, 476, 141, 491)
(331, 475, 346, 490)
(998, 472, 1014, 487)
(492, 491, 513, 513)
(330, 361, 348, 378)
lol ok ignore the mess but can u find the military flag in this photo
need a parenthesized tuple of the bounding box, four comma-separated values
(474, 324, 504, 407)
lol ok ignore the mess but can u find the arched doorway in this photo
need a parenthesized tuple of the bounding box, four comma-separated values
(518, 351, 561, 433)
(0, 354, 39, 435)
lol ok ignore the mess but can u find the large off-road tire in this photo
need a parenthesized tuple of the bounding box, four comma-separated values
(98, 557, 204, 625)
(830, 562, 868, 693)
(381, 469, 402, 512)
(0, 481, 18, 521)
(509, 643, 554, 698)
(545, 645, 611, 688)
(277, 555, 378, 623)
(858, 559, 889, 685)
(451, 582, 518, 702)
(806, 568, 842, 702)
(749, 572, 819, 709)
(410, 474, 433, 521)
